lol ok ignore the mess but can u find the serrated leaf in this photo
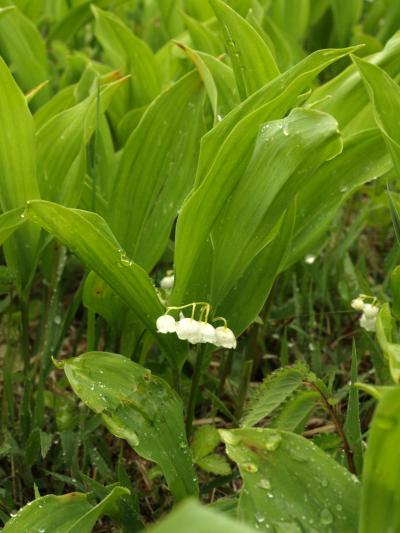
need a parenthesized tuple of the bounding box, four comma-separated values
(271, 389, 319, 433)
(63, 352, 198, 501)
(242, 363, 309, 427)
(220, 428, 360, 532)
(192, 425, 221, 461)
(197, 454, 231, 476)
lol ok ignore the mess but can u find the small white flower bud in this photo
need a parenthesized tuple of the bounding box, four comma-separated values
(360, 313, 376, 332)
(363, 303, 379, 319)
(176, 318, 200, 341)
(160, 275, 174, 291)
(156, 315, 176, 333)
(215, 326, 237, 349)
(198, 322, 217, 344)
(351, 297, 364, 312)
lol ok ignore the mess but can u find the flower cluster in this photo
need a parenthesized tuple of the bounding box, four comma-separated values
(156, 303, 236, 349)
(351, 295, 379, 332)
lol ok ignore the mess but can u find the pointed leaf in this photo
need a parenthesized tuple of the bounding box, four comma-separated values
(210, 0, 279, 99)
(220, 428, 360, 532)
(109, 70, 206, 271)
(0, 57, 40, 290)
(64, 352, 198, 501)
(25, 200, 186, 366)
(359, 386, 400, 533)
(3, 487, 129, 533)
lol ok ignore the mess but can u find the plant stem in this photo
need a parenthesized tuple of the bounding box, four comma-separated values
(235, 359, 253, 420)
(185, 344, 206, 438)
(20, 299, 31, 375)
(309, 382, 356, 474)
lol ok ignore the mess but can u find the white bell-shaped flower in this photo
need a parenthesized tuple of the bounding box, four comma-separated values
(198, 322, 217, 344)
(351, 297, 364, 312)
(363, 303, 379, 319)
(156, 314, 176, 333)
(360, 313, 376, 332)
(176, 318, 200, 341)
(160, 275, 175, 291)
(215, 326, 237, 349)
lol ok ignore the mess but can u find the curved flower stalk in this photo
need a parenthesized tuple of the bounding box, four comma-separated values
(156, 302, 237, 349)
(351, 295, 380, 332)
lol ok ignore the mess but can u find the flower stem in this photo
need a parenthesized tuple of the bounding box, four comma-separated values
(185, 343, 207, 438)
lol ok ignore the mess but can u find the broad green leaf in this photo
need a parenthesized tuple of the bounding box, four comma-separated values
(353, 55, 400, 174)
(92, 6, 160, 107)
(183, 12, 223, 56)
(211, 108, 341, 305)
(0, 208, 25, 246)
(33, 85, 76, 130)
(109, 70, 207, 272)
(0, 3, 50, 108)
(376, 303, 400, 384)
(359, 386, 400, 533)
(268, 0, 310, 43)
(210, 0, 279, 99)
(287, 128, 391, 266)
(149, 500, 255, 533)
(196, 45, 358, 186)
(308, 32, 400, 134)
(156, 0, 184, 38)
(36, 77, 126, 206)
(3, 486, 129, 533)
(83, 271, 127, 333)
(48, 0, 124, 43)
(215, 203, 295, 334)
(220, 428, 360, 532)
(63, 352, 198, 501)
(172, 108, 341, 314)
(331, 0, 362, 46)
(197, 51, 239, 117)
(177, 43, 238, 122)
(242, 363, 309, 427)
(25, 200, 186, 366)
(0, 57, 40, 292)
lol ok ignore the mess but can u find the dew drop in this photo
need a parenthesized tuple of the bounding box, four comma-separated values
(265, 433, 282, 451)
(320, 508, 333, 525)
(257, 479, 271, 490)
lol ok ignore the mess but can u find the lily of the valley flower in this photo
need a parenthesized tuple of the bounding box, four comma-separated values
(215, 326, 237, 349)
(160, 274, 175, 291)
(156, 314, 176, 333)
(351, 295, 379, 333)
(156, 302, 236, 349)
